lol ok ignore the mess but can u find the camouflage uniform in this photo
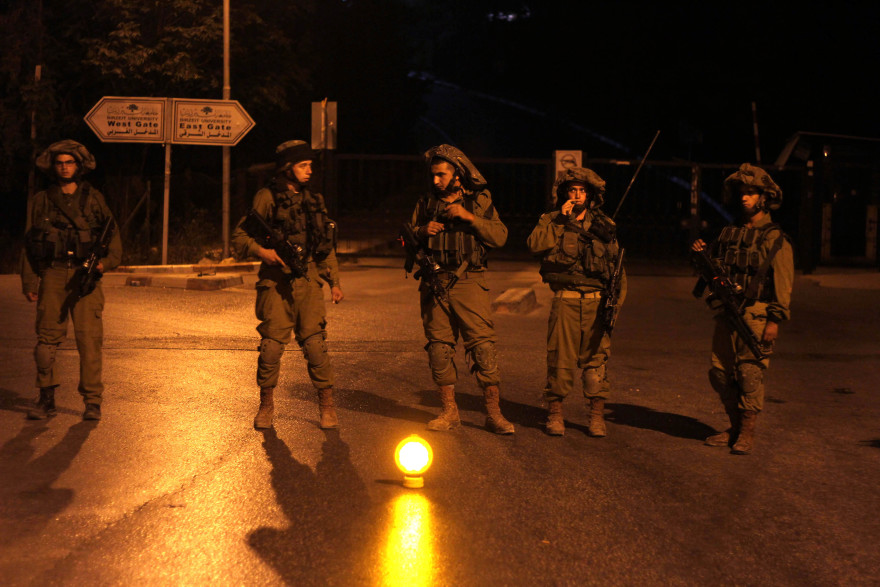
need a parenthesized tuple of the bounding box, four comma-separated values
(22, 140, 122, 420)
(701, 163, 794, 454)
(231, 141, 341, 429)
(408, 144, 514, 434)
(527, 167, 626, 437)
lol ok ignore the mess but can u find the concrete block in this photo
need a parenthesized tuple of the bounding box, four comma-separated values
(492, 287, 538, 314)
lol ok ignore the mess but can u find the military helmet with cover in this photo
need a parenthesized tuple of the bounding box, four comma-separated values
(552, 166, 606, 209)
(723, 163, 783, 210)
(423, 144, 487, 190)
(35, 140, 96, 174)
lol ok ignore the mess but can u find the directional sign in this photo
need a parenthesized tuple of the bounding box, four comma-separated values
(84, 97, 167, 143)
(171, 99, 255, 146)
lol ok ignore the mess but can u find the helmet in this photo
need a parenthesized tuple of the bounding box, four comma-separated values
(423, 144, 487, 189)
(723, 163, 783, 210)
(552, 166, 606, 208)
(275, 140, 313, 173)
(35, 140, 96, 174)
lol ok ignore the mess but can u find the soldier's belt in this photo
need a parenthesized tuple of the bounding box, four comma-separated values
(436, 269, 484, 280)
(555, 290, 602, 299)
(51, 259, 80, 269)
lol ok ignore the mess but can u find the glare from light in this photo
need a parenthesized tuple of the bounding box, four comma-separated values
(395, 435, 433, 488)
(381, 493, 435, 586)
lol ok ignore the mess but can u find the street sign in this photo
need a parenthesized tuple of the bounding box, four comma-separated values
(171, 98, 255, 146)
(554, 150, 583, 175)
(311, 100, 337, 149)
(84, 97, 167, 143)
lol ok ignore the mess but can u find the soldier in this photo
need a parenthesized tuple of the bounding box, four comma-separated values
(22, 140, 122, 421)
(692, 163, 794, 455)
(231, 140, 344, 430)
(405, 144, 514, 434)
(527, 167, 627, 437)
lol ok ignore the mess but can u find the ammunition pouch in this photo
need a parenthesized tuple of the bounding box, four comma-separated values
(24, 224, 55, 272)
(426, 229, 486, 268)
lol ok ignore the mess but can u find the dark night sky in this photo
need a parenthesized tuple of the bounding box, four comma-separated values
(404, 2, 880, 162)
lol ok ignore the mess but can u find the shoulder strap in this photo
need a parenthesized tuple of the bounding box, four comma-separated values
(468, 191, 495, 219)
(744, 224, 786, 300)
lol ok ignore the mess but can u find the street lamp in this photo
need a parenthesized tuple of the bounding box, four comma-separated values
(394, 435, 433, 489)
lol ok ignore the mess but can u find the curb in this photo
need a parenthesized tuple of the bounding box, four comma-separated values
(105, 273, 244, 291)
(115, 262, 259, 274)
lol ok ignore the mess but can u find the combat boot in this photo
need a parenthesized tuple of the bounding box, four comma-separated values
(318, 387, 339, 429)
(731, 410, 758, 455)
(483, 385, 515, 435)
(587, 397, 607, 437)
(545, 399, 565, 436)
(83, 403, 101, 421)
(427, 385, 460, 431)
(253, 387, 275, 429)
(704, 404, 740, 447)
(27, 387, 57, 420)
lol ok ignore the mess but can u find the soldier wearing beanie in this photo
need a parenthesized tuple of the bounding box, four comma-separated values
(231, 140, 344, 431)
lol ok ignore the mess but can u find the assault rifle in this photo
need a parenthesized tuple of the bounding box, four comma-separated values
(76, 217, 115, 297)
(399, 222, 450, 303)
(691, 247, 769, 360)
(601, 249, 625, 332)
(241, 209, 310, 281)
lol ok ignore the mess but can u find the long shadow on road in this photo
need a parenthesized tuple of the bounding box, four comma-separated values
(0, 388, 96, 546)
(290, 386, 437, 427)
(248, 428, 370, 586)
(605, 402, 716, 440)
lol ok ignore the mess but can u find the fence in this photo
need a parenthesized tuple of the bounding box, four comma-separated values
(328, 154, 809, 262)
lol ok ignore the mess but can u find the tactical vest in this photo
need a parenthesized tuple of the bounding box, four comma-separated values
(25, 184, 99, 270)
(421, 195, 489, 269)
(269, 186, 336, 261)
(539, 211, 620, 286)
(712, 223, 786, 302)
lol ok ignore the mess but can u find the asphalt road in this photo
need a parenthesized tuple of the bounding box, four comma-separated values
(1, 260, 879, 586)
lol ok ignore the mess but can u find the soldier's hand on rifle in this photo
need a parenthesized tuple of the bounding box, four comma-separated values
(444, 203, 475, 223)
(420, 221, 446, 237)
(331, 286, 344, 304)
(691, 239, 707, 252)
(256, 246, 286, 267)
(762, 320, 779, 344)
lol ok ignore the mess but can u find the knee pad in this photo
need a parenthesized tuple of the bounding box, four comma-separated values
(708, 367, 734, 393)
(259, 339, 285, 365)
(469, 342, 498, 375)
(426, 342, 454, 372)
(737, 362, 764, 395)
(34, 343, 58, 371)
(301, 334, 328, 367)
(581, 365, 605, 395)
(582, 366, 606, 395)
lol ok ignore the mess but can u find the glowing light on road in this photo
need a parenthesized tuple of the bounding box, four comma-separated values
(381, 493, 435, 586)
(394, 435, 433, 489)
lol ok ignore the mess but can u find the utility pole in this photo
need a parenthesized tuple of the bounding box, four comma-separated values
(222, 0, 231, 258)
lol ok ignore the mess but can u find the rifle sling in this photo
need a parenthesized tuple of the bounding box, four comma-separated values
(47, 184, 92, 233)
